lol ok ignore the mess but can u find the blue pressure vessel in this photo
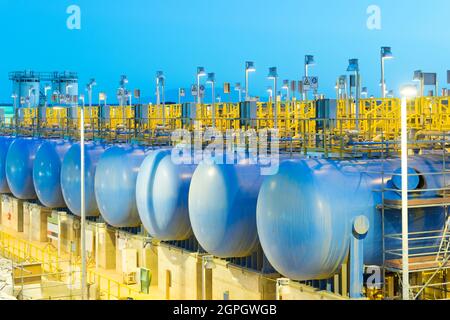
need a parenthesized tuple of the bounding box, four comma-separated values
(0, 136, 14, 193)
(61, 142, 106, 217)
(94, 145, 147, 227)
(256, 157, 446, 281)
(189, 160, 264, 258)
(136, 149, 195, 240)
(6, 138, 44, 199)
(33, 140, 72, 208)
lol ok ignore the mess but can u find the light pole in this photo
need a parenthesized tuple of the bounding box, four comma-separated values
(338, 75, 348, 99)
(28, 87, 35, 108)
(118, 75, 129, 107)
(347, 59, 360, 126)
(282, 80, 290, 101)
(53, 90, 60, 105)
(381, 47, 393, 98)
(361, 87, 368, 99)
(387, 90, 395, 98)
(11, 93, 17, 126)
(245, 61, 256, 101)
(86, 79, 97, 108)
(267, 86, 273, 102)
(399, 84, 418, 300)
(178, 88, 185, 105)
(65, 84, 73, 96)
(156, 71, 164, 106)
(197, 67, 206, 105)
(86, 79, 97, 119)
(206, 73, 216, 128)
(235, 83, 242, 102)
(158, 73, 166, 125)
(304, 55, 315, 101)
(43, 84, 51, 108)
(80, 94, 85, 108)
(268, 67, 278, 129)
(413, 70, 424, 97)
(11, 93, 17, 109)
(335, 81, 340, 100)
(79, 92, 87, 300)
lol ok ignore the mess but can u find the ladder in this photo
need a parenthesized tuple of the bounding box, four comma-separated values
(436, 206, 450, 263)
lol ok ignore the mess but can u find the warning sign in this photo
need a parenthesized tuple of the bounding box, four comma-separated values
(303, 76, 318, 91)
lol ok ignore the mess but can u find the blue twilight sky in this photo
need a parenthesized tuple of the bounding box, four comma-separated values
(0, 0, 449, 103)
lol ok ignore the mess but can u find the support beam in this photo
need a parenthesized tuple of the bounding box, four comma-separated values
(350, 215, 370, 299)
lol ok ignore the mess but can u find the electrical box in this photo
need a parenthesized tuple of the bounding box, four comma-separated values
(122, 248, 137, 274)
(181, 102, 197, 126)
(140, 268, 152, 294)
(239, 101, 257, 128)
(100, 105, 110, 120)
(315, 99, 337, 131)
(122, 248, 137, 285)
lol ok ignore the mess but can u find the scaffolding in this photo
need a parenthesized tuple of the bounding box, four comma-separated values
(378, 128, 450, 300)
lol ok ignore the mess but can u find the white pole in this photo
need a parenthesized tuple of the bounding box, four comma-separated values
(245, 70, 249, 102)
(162, 81, 166, 127)
(401, 95, 410, 300)
(304, 64, 308, 101)
(197, 75, 201, 105)
(211, 82, 215, 128)
(80, 103, 87, 300)
(156, 78, 160, 106)
(381, 56, 386, 98)
(273, 78, 278, 129)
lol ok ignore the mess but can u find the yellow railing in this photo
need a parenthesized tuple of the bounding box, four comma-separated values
(87, 269, 146, 300)
(0, 229, 151, 300)
(0, 230, 62, 275)
(11, 97, 450, 141)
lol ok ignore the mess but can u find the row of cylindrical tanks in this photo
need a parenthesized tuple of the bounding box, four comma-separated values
(0, 136, 445, 281)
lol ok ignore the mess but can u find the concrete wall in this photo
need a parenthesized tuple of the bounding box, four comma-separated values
(0, 197, 349, 301)
(54, 212, 80, 256)
(115, 231, 158, 286)
(96, 224, 116, 270)
(1, 195, 23, 232)
(157, 244, 202, 300)
(211, 259, 277, 300)
(23, 202, 51, 243)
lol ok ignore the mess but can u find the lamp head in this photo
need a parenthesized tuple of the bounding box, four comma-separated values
(267, 67, 278, 79)
(347, 59, 360, 72)
(246, 61, 256, 72)
(305, 55, 315, 66)
(197, 67, 206, 77)
(381, 46, 393, 59)
(206, 72, 215, 84)
(120, 75, 128, 85)
(413, 70, 423, 82)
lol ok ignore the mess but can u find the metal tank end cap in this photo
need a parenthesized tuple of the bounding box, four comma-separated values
(353, 215, 370, 237)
